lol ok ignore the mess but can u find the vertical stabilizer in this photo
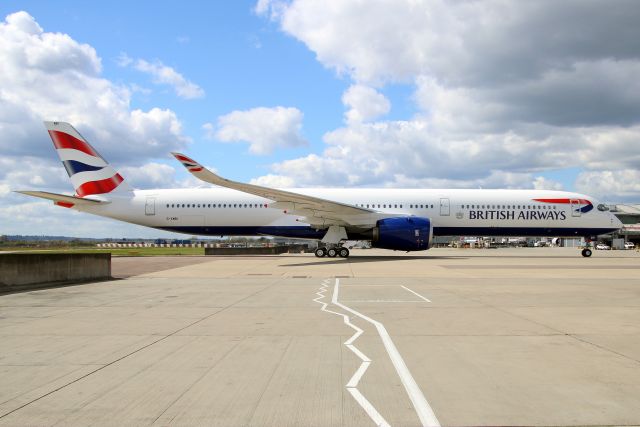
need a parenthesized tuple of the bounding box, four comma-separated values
(44, 121, 132, 197)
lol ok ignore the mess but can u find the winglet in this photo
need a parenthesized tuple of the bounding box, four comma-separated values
(171, 152, 203, 173)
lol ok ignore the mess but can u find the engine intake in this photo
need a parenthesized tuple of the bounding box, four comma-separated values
(372, 217, 432, 251)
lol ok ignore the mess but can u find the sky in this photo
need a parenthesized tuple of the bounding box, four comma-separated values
(1, 0, 640, 238)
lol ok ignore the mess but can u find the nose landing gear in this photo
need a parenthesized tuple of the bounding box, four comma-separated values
(581, 238, 593, 257)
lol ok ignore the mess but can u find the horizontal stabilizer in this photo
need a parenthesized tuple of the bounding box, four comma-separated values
(15, 191, 110, 208)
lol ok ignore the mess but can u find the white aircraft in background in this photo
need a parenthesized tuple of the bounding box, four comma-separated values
(17, 122, 622, 258)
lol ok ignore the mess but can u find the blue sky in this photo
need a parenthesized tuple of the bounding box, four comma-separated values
(0, 1, 349, 181)
(1, 1, 639, 237)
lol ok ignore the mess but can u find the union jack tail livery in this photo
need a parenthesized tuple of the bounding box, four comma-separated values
(45, 121, 131, 197)
(171, 153, 203, 172)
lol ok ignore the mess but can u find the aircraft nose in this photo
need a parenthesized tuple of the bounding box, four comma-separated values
(611, 213, 623, 229)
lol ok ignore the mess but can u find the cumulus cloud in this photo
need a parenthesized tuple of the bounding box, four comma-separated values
(576, 170, 640, 200)
(254, 0, 640, 199)
(205, 106, 308, 155)
(532, 177, 564, 191)
(119, 54, 205, 99)
(250, 174, 296, 188)
(342, 85, 390, 124)
(0, 12, 190, 164)
(0, 11, 191, 237)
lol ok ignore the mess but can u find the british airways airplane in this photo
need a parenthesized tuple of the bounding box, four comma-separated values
(18, 122, 622, 258)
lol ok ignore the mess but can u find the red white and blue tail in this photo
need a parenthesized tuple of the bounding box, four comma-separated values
(45, 121, 132, 197)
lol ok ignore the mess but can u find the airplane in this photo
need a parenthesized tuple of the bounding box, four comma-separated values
(17, 122, 622, 258)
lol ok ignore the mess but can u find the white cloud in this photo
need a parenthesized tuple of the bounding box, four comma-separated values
(576, 170, 640, 200)
(342, 85, 390, 124)
(253, 1, 640, 199)
(532, 177, 564, 191)
(0, 12, 190, 163)
(206, 106, 308, 155)
(250, 174, 296, 188)
(129, 57, 205, 99)
(0, 11, 191, 237)
(119, 162, 178, 189)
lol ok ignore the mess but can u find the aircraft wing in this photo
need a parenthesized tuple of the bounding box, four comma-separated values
(171, 153, 378, 227)
(16, 191, 110, 207)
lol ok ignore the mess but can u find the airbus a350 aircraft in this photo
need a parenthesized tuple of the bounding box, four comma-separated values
(18, 122, 622, 258)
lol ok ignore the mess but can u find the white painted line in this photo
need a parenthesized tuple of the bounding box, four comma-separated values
(344, 300, 423, 303)
(333, 279, 441, 427)
(401, 285, 432, 303)
(313, 282, 390, 427)
(347, 360, 371, 388)
(348, 387, 389, 427)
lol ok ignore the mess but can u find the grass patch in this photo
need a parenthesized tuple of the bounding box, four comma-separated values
(0, 247, 205, 257)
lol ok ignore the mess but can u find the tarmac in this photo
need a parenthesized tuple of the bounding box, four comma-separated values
(1, 247, 640, 426)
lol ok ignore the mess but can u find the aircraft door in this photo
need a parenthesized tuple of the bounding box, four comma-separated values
(570, 199, 580, 217)
(440, 198, 450, 216)
(145, 197, 156, 216)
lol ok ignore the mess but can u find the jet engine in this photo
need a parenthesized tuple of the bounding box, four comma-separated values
(371, 217, 432, 251)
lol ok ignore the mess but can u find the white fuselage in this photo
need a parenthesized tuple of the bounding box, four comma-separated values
(76, 187, 621, 240)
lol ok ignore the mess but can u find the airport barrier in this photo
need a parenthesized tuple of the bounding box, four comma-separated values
(0, 253, 111, 293)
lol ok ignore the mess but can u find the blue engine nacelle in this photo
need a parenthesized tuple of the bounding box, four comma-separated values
(372, 217, 432, 251)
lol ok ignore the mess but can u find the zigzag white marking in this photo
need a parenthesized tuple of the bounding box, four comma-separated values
(332, 279, 440, 427)
(313, 281, 390, 427)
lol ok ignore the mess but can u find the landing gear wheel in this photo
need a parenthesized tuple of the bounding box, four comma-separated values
(338, 247, 350, 258)
(314, 247, 327, 258)
(327, 248, 338, 258)
(581, 248, 592, 257)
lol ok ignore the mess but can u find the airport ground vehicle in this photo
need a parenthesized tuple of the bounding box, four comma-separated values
(595, 243, 611, 250)
(18, 122, 623, 258)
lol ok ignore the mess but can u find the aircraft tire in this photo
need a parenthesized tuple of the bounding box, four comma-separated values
(315, 247, 327, 258)
(581, 248, 592, 257)
(327, 248, 338, 257)
(338, 247, 350, 258)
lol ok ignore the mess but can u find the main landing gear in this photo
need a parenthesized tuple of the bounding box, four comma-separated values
(314, 246, 350, 258)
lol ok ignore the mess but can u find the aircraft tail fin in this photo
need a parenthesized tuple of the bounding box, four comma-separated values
(44, 121, 132, 197)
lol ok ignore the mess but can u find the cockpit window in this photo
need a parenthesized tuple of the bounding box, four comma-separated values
(597, 204, 609, 211)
